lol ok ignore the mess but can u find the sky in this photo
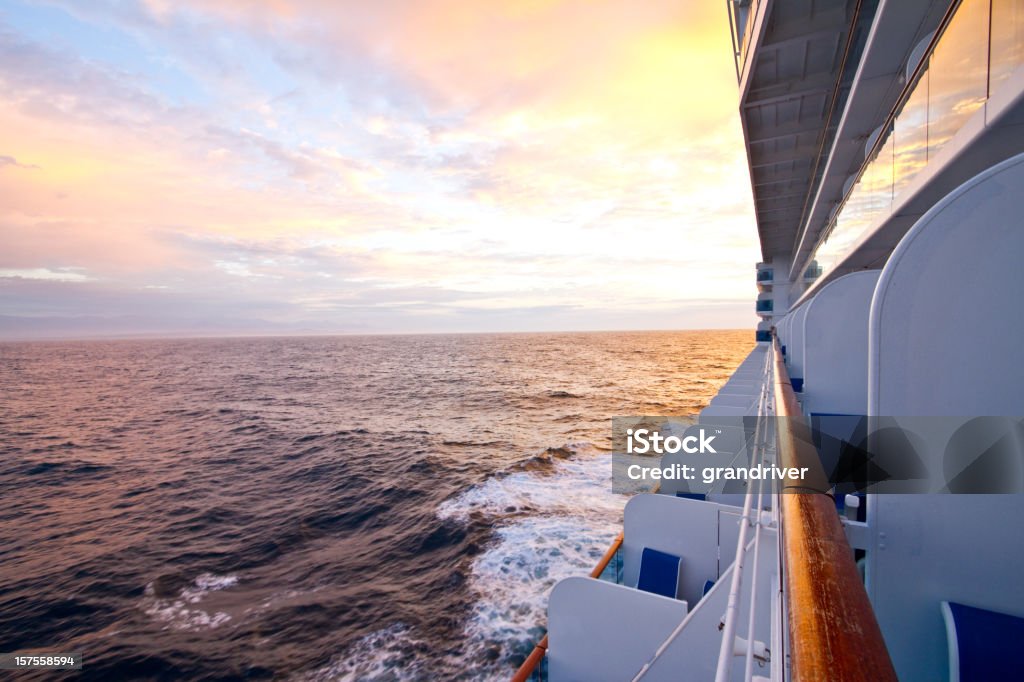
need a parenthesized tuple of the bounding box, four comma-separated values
(0, 0, 760, 338)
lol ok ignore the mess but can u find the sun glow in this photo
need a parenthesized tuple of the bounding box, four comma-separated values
(0, 0, 758, 336)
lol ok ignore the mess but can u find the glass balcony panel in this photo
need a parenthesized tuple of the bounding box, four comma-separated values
(926, 0, 989, 158)
(815, 178, 872, 274)
(894, 66, 930, 196)
(844, 178, 871, 241)
(739, 0, 763, 71)
(990, 0, 1024, 94)
(864, 131, 895, 222)
(808, 0, 1008, 284)
(595, 546, 624, 585)
(813, 230, 844, 275)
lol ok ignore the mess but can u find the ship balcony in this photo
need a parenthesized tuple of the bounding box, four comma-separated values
(755, 297, 773, 317)
(756, 266, 774, 291)
(803, 262, 822, 283)
(798, 0, 1024, 287)
(540, 494, 777, 682)
(727, 0, 761, 82)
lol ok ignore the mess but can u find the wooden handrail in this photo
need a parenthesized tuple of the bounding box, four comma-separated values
(511, 636, 548, 682)
(587, 531, 625, 580)
(511, 531, 624, 682)
(513, 336, 897, 681)
(773, 337, 897, 681)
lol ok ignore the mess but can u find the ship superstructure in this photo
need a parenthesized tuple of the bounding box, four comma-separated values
(514, 1, 1024, 680)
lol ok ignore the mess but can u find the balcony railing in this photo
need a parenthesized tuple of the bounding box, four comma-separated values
(755, 299, 773, 313)
(810, 0, 1024, 277)
(511, 532, 624, 682)
(727, 0, 761, 81)
(771, 338, 898, 681)
(756, 269, 774, 283)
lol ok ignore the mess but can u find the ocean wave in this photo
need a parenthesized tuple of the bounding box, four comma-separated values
(0, 330, 754, 679)
(438, 442, 619, 521)
(437, 444, 626, 672)
(141, 573, 239, 631)
(298, 623, 433, 682)
(306, 445, 628, 680)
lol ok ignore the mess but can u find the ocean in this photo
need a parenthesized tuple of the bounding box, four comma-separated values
(0, 330, 752, 680)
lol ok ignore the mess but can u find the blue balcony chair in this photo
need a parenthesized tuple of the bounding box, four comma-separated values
(637, 547, 682, 600)
(941, 600, 1024, 681)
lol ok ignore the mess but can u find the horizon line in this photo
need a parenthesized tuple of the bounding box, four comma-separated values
(0, 326, 756, 344)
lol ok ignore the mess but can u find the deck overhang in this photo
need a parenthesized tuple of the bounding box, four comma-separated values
(788, 0, 951, 281)
(737, 0, 858, 262)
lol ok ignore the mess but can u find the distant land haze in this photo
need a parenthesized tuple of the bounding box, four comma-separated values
(0, 0, 758, 337)
(0, 300, 755, 340)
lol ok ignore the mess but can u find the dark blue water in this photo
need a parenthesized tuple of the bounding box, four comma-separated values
(0, 331, 751, 680)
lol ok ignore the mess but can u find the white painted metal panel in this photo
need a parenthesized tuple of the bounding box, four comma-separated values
(802, 270, 880, 415)
(870, 153, 1024, 417)
(867, 153, 1024, 681)
(788, 303, 810, 382)
(710, 394, 757, 409)
(634, 529, 779, 682)
(547, 577, 688, 682)
(622, 494, 740, 607)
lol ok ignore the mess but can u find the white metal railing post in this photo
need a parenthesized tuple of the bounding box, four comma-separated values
(713, 354, 770, 682)
(631, 347, 775, 682)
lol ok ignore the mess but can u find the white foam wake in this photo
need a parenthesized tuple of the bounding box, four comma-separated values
(445, 447, 625, 667)
(298, 623, 430, 681)
(305, 444, 627, 680)
(142, 573, 239, 631)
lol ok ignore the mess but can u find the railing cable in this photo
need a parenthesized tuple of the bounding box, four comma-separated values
(630, 346, 774, 682)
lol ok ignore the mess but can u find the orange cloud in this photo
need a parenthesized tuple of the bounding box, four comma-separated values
(0, 0, 759, 334)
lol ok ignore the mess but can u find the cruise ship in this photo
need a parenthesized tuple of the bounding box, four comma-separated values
(513, 1, 1024, 680)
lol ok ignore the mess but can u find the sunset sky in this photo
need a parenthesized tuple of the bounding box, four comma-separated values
(0, 0, 759, 338)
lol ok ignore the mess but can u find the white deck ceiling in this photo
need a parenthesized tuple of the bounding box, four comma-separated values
(739, 0, 855, 261)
